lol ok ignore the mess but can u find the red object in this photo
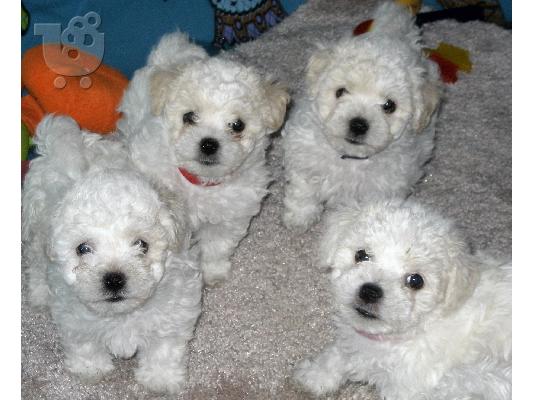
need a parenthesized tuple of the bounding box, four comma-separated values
(178, 168, 221, 187)
(428, 52, 459, 84)
(353, 19, 374, 36)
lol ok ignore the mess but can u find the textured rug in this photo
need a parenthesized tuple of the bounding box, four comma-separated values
(21, 0, 512, 399)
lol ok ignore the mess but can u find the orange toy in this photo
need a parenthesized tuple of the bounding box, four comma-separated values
(21, 44, 128, 135)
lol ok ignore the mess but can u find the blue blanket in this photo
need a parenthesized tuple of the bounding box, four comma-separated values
(22, 0, 305, 78)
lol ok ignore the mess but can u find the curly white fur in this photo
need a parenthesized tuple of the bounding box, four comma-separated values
(294, 201, 511, 399)
(22, 115, 130, 305)
(282, 2, 441, 232)
(118, 31, 290, 285)
(22, 116, 201, 394)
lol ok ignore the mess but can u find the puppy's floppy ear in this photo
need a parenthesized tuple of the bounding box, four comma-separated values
(261, 79, 290, 132)
(442, 242, 481, 314)
(414, 78, 441, 133)
(46, 220, 78, 285)
(306, 46, 333, 96)
(150, 68, 178, 116)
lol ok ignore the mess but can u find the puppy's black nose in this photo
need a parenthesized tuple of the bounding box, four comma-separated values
(349, 117, 369, 137)
(103, 272, 126, 292)
(199, 137, 219, 156)
(359, 283, 383, 304)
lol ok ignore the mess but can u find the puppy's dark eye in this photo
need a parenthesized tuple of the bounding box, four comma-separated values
(382, 99, 396, 114)
(355, 249, 370, 263)
(76, 242, 93, 256)
(335, 88, 348, 98)
(230, 119, 245, 133)
(133, 239, 149, 254)
(405, 273, 424, 290)
(183, 111, 197, 125)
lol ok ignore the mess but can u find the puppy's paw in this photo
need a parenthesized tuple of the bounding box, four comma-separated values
(283, 207, 321, 233)
(64, 351, 114, 383)
(293, 358, 340, 396)
(135, 364, 186, 395)
(202, 260, 231, 286)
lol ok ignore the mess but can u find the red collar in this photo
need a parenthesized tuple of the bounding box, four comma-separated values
(354, 328, 401, 342)
(178, 168, 221, 187)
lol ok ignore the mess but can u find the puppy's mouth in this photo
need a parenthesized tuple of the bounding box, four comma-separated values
(339, 139, 371, 160)
(340, 144, 380, 161)
(106, 295, 125, 303)
(341, 154, 369, 160)
(198, 157, 219, 166)
(344, 137, 366, 146)
(339, 139, 391, 161)
(354, 305, 379, 320)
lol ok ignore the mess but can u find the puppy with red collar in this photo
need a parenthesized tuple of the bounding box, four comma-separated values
(119, 31, 289, 285)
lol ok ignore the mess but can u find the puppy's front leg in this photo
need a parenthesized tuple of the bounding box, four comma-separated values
(293, 342, 351, 396)
(135, 336, 189, 395)
(198, 218, 250, 285)
(283, 173, 323, 232)
(63, 341, 114, 382)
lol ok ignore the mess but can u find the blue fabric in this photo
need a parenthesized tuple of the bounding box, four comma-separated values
(422, 0, 511, 22)
(498, 0, 511, 22)
(22, 0, 306, 78)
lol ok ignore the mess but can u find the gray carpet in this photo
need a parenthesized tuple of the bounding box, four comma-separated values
(21, 0, 512, 399)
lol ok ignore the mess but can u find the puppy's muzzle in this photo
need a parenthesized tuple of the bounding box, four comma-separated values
(103, 271, 127, 301)
(353, 283, 382, 319)
(345, 117, 369, 145)
(198, 137, 220, 165)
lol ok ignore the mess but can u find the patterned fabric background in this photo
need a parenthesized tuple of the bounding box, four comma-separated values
(212, 0, 287, 49)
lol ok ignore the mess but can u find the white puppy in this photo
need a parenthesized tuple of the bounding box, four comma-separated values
(294, 201, 511, 400)
(283, 2, 441, 232)
(22, 115, 129, 306)
(22, 116, 201, 394)
(118, 31, 290, 285)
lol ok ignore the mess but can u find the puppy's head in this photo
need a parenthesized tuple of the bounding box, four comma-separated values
(321, 201, 479, 338)
(150, 58, 289, 180)
(48, 169, 187, 317)
(306, 3, 440, 160)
